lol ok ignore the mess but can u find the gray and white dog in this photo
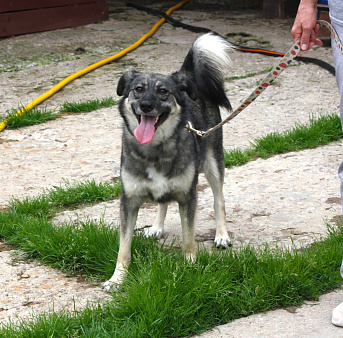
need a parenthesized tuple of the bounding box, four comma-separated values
(103, 33, 233, 291)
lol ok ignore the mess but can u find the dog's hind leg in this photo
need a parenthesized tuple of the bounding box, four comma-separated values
(179, 198, 197, 261)
(103, 196, 139, 292)
(144, 202, 168, 239)
(204, 147, 231, 249)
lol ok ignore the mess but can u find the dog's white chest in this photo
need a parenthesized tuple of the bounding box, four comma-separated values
(146, 167, 172, 199)
(122, 165, 195, 200)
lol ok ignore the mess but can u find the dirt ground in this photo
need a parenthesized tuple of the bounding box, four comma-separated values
(1, 0, 343, 335)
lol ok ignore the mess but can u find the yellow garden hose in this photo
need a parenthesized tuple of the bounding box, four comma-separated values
(0, 0, 190, 132)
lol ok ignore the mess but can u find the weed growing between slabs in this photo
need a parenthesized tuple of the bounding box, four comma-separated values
(60, 96, 119, 114)
(4, 106, 57, 129)
(9, 179, 122, 218)
(2, 96, 120, 129)
(224, 113, 343, 168)
(227, 66, 274, 81)
(0, 179, 122, 276)
(0, 179, 343, 336)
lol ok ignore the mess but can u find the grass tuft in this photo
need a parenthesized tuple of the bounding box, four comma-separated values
(225, 113, 343, 167)
(9, 178, 121, 219)
(60, 97, 119, 114)
(1, 96, 119, 129)
(224, 147, 256, 167)
(45, 178, 122, 210)
(5, 106, 57, 129)
(252, 113, 343, 155)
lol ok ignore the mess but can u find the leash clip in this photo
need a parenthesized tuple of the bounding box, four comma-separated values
(185, 121, 205, 137)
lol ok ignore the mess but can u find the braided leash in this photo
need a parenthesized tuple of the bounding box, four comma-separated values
(186, 20, 341, 138)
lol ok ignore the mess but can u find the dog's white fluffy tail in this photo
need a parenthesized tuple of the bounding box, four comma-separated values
(181, 33, 234, 111)
(193, 33, 233, 74)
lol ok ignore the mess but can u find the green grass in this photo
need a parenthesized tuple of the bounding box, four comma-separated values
(0, 189, 342, 336)
(228, 66, 274, 80)
(60, 96, 119, 114)
(4, 106, 57, 129)
(9, 178, 122, 219)
(2, 96, 119, 129)
(225, 32, 272, 48)
(0, 179, 122, 276)
(225, 113, 343, 168)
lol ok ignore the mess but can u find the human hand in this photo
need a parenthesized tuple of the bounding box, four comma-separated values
(291, 0, 323, 51)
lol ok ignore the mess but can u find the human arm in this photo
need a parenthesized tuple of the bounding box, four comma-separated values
(291, 0, 323, 50)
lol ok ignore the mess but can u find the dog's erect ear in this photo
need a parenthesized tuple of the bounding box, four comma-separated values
(117, 70, 141, 97)
(170, 72, 197, 101)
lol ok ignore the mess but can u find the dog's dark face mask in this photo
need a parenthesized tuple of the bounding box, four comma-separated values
(117, 71, 196, 144)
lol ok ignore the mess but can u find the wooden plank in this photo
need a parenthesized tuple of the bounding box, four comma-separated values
(263, 0, 299, 19)
(0, 0, 101, 13)
(0, 2, 108, 37)
(263, 0, 283, 19)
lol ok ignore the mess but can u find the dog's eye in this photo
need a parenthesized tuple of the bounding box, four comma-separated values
(157, 88, 168, 95)
(135, 86, 144, 93)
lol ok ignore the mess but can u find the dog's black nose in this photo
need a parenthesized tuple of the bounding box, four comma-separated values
(140, 100, 154, 113)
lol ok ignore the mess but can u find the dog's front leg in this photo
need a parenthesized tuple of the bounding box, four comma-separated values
(103, 195, 139, 292)
(144, 202, 168, 239)
(179, 197, 197, 261)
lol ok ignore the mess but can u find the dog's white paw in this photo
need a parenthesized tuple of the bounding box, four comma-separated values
(144, 226, 164, 239)
(214, 235, 232, 249)
(185, 252, 196, 262)
(102, 280, 119, 293)
(102, 267, 126, 292)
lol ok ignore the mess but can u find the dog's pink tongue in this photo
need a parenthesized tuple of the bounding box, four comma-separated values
(134, 115, 155, 144)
